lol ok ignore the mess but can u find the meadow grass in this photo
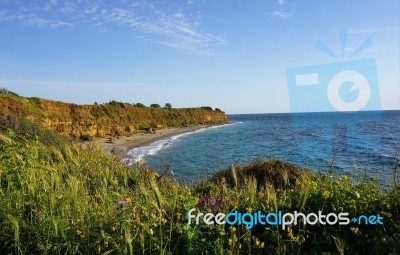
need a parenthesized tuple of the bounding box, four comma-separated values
(0, 122, 399, 254)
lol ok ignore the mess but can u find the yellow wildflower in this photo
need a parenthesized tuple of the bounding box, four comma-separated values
(350, 227, 359, 235)
(322, 190, 330, 200)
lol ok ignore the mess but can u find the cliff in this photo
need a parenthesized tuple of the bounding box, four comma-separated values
(0, 95, 227, 138)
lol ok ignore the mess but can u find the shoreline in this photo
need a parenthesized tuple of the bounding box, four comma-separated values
(97, 125, 217, 157)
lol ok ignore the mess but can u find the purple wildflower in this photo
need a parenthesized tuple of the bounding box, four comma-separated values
(118, 200, 128, 206)
(196, 194, 222, 211)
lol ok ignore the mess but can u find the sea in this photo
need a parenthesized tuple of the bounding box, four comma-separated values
(123, 110, 399, 183)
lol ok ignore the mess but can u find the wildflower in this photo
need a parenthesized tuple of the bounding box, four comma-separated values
(260, 242, 265, 249)
(126, 197, 132, 203)
(196, 194, 222, 211)
(295, 179, 301, 185)
(201, 238, 206, 242)
(350, 227, 360, 235)
(322, 190, 330, 200)
(228, 226, 236, 232)
(76, 229, 85, 239)
(151, 201, 158, 209)
(246, 207, 253, 213)
(118, 200, 128, 206)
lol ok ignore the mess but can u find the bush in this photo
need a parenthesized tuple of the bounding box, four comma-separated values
(201, 106, 213, 111)
(0, 115, 67, 147)
(164, 103, 172, 109)
(138, 121, 157, 130)
(150, 104, 161, 108)
(0, 87, 19, 96)
(136, 102, 146, 108)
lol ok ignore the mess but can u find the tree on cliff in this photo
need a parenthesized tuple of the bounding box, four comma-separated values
(135, 103, 146, 108)
(150, 104, 161, 108)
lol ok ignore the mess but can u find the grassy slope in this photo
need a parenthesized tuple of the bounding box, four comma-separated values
(0, 120, 399, 254)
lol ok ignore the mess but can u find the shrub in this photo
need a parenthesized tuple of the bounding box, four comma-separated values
(0, 115, 67, 147)
(201, 106, 213, 111)
(164, 103, 172, 109)
(138, 122, 157, 130)
(150, 103, 161, 108)
(0, 87, 19, 96)
(136, 102, 146, 108)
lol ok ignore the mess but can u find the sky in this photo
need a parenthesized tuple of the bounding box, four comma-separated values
(0, 0, 399, 114)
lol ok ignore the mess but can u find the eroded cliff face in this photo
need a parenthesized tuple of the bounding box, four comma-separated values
(0, 95, 228, 137)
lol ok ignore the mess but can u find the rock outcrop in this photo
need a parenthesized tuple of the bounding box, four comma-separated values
(0, 95, 228, 138)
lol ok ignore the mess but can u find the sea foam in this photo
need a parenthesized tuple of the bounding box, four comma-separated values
(122, 123, 237, 165)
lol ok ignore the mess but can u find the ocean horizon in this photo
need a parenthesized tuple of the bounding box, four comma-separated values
(123, 110, 399, 183)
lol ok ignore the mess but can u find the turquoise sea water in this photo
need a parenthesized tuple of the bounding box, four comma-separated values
(123, 110, 399, 182)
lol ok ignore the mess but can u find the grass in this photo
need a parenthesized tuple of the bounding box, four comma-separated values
(0, 121, 399, 254)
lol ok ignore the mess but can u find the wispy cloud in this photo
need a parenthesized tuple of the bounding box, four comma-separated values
(273, 0, 293, 20)
(0, 0, 227, 54)
(278, 0, 286, 6)
(272, 10, 292, 20)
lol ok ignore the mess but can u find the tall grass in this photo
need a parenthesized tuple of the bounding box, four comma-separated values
(1, 127, 399, 254)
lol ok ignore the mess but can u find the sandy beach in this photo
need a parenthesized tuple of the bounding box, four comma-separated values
(97, 125, 210, 157)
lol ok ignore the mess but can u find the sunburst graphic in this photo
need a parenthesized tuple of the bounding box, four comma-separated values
(315, 28, 373, 59)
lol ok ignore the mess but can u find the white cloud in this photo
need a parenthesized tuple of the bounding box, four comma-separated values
(272, 10, 292, 20)
(0, 0, 226, 54)
(278, 0, 286, 6)
(175, 12, 184, 19)
(94, 3, 227, 54)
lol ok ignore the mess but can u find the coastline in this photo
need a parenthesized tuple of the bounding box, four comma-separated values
(97, 125, 215, 157)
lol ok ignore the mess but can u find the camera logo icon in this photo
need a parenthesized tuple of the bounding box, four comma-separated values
(286, 29, 381, 159)
(287, 58, 380, 113)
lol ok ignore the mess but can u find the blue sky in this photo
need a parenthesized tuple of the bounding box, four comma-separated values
(0, 0, 398, 113)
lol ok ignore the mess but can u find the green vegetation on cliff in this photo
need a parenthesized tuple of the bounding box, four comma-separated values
(0, 117, 399, 254)
(0, 94, 227, 139)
